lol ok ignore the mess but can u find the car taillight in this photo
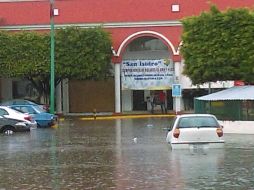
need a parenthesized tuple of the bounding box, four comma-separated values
(216, 127, 223, 137)
(173, 128, 180, 138)
(24, 116, 32, 122)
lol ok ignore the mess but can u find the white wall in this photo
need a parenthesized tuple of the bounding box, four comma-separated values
(122, 90, 132, 111)
(219, 120, 254, 134)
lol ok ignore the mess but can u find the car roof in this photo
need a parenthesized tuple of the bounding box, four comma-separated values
(0, 106, 25, 114)
(1, 99, 37, 106)
(176, 114, 217, 118)
(0, 105, 13, 110)
(10, 104, 35, 107)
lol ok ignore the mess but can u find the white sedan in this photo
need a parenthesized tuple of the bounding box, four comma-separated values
(0, 106, 37, 133)
(166, 114, 224, 149)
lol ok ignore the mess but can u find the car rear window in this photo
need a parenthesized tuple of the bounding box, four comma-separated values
(33, 105, 46, 113)
(177, 116, 219, 128)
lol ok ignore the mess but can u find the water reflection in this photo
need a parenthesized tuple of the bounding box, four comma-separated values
(169, 149, 225, 189)
(0, 118, 253, 189)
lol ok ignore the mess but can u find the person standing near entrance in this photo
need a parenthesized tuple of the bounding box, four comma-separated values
(159, 91, 167, 113)
(148, 91, 155, 114)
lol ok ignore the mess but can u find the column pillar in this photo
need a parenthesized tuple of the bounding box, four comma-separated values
(112, 56, 122, 114)
(173, 55, 182, 114)
(62, 79, 69, 114)
(55, 81, 62, 114)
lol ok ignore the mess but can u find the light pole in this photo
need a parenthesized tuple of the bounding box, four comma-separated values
(50, 0, 55, 114)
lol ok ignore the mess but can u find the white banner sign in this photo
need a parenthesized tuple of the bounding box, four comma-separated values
(121, 59, 174, 90)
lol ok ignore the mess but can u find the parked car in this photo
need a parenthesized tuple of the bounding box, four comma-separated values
(166, 114, 224, 149)
(0, 106, 37, 134)
(1, 99, 49, 112)
(9, 104, 57, 128)
(0, 116, 30, 134)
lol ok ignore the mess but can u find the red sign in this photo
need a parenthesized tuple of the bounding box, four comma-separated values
(234, 80, 245, 86)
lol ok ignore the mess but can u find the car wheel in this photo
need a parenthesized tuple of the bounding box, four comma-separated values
(3, 127, 15, 135)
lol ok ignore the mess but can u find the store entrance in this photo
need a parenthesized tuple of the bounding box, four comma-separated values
(121, 35, 172, 112)
(166, 90, 174, 110)
(133, 90, 147, 111)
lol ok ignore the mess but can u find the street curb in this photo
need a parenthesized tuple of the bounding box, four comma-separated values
(59, 114, 175, 121)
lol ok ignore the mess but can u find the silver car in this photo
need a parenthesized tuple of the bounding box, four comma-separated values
(0, 106, 37, 134)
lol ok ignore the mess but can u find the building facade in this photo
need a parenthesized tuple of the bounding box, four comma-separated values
(0, 0, 252, 114)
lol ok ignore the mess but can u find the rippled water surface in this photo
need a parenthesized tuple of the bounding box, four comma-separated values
(0, 118, 254, 190)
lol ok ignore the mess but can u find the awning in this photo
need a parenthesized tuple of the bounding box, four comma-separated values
(196, 86, 254, 101)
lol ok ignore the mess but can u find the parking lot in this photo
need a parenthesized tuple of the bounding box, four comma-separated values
(0, 117, 254, 190)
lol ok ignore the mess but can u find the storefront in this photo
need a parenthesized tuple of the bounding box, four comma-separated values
(0, 0, 252, 114)
(121, 36, 173, 112)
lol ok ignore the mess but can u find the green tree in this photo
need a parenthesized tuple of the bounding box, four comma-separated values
(55, 27, 112, 80)
(181, 6, 254, 85)
(0, 31, 50, 102)
(0, 27, 112, 103)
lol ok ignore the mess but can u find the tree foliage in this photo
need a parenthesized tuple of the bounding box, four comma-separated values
(55, 27, 112, 80)
(0, 31, 50, 100)
(0, 27, 112, 102)
(181, 6, 254, 85)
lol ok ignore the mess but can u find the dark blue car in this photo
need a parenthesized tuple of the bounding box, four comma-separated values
(9, 104, 57, 128)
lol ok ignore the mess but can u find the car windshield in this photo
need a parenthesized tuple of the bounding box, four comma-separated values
(177, 116, 219, 128)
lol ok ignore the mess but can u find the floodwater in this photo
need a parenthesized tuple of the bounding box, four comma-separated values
(0, 117, 254, 190)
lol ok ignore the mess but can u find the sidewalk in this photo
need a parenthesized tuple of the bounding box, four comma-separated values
(58, 111, 254, 135)
(61, 111, 178, 121)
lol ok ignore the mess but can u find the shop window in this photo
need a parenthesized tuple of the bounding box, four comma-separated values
(126, 37, 168, 52)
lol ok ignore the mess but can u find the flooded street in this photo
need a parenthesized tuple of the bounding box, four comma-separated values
(0, 117, 254, 190)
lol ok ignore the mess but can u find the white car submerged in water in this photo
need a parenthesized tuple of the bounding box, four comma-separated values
(166, 114, 224, 149)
